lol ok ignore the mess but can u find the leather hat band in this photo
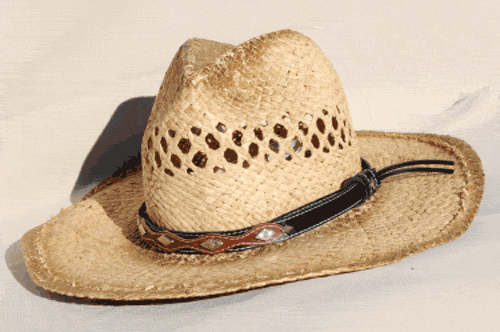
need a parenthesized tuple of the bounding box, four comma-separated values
(137, 158, 454, 254)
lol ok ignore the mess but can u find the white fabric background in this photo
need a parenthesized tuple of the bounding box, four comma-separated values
(1, 1, 499, 331)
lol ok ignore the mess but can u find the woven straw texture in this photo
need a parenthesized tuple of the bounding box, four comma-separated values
(21, 30, 484, 301)
(142, 30, 359, 232)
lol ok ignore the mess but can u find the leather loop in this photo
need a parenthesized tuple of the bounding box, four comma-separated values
(341, 167, 379, 203)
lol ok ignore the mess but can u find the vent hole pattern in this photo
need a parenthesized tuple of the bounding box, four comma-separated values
(298, 122, 308, 135)
(217, 122, 227, 132)
(224, 149, 238, 164)
(232, 131, 243, 146)
(214, 166, 225, 174)
(147, 137, 153, 149)
(155, 109, 354, 178)
(311, 134, 320, 149)
(274, 124, 288, 138)
(254, 128, 264, 141)
(332, 117, 338, 130)
(161, 137, 168, 154)
(155, 127, 159, 136)
(178, 138, 191, 154)
(192, 151, 208, 168)
(328, 133, 335, 146)
(155, 151, 162, 168)
(269, 139, 280, 153)
(316, 118, 325, 134)
(191, 127, 202, 136)
(291, 137, 303, 153)
(249, 143, 259, 158)
(205, 134, 220, 150)
(171, 154, 181, 168)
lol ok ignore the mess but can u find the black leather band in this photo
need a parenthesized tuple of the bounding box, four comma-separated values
(138, 157, 454, 254)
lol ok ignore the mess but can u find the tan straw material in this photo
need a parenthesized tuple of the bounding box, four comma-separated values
(22, 29, 484, 301)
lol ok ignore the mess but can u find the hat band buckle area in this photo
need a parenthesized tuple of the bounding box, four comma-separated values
(137, 158, 455, 255)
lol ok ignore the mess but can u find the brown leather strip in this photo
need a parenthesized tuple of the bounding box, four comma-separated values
(137, 217, 287, 254)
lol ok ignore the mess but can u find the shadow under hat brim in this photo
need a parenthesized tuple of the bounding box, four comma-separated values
(21, 131, 484, 301)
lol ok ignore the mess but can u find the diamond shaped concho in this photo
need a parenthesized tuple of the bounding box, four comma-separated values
(200, 239, 223, 250)
(255, 228, 276, 241)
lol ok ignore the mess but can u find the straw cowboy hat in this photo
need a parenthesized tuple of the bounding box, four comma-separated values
(22, 29, 485, 301)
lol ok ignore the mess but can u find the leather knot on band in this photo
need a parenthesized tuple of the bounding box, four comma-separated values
(137, 158, 454, 254)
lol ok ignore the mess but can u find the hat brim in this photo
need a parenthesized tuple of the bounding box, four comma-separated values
(22, 130, 484, 301)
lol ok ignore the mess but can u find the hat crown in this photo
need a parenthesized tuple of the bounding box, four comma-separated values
(141, 30, 360, 232)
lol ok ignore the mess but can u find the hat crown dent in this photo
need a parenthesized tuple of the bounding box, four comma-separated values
(142, 29, 361, 232)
